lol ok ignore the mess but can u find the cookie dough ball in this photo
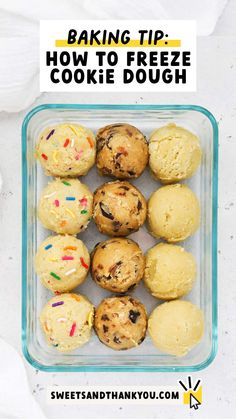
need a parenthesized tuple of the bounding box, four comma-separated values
(36, 123, 95, 177)
(149, 124, 202, 183)
(148, 184, 200, 242)
(144, 243, 196, 300)
(40, 293, 94, 352)
(95, 296, 147, 350)
(148, 300, 204, 356)
(91, 238, 145, 293)
(96, 123, 148, 179)
(35, 235, 90, 293)
(38, 178, 93, 235)
(93, 181, 147, 236)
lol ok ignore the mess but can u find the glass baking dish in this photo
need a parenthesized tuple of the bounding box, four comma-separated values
(22, 104, 218, 372)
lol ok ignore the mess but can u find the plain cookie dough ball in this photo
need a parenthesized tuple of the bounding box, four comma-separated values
(91, 238, 145, 293)
(38, 178, 93, 235)
(35, 235, 90, 293)
(144, 243, 196, 300)
(40, 293, 94, 352)
(36, 123, 96, 177)
(96, 123, 148, 179)
(149, 123, 202, 183)
(93, 181, 147, 236)
(148, 184, 200, 242)
(95, 296, 147, 350)
(148, 300, 204, 356)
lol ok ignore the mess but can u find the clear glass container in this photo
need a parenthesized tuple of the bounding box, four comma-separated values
(22, 104, 218, 372)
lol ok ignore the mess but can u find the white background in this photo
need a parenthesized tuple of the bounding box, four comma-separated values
(0, 3, 236, 419)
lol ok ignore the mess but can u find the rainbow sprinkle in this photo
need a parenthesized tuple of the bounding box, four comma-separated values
(41, 153, 48, 160)
(50, 272, 61, 280)
(62, 181, 71, 186)
(79, 197, 87, 207)
(50, 209, 57, 216)
(46, 129, 55, 140)
(52, 301, 64, 307)
(57, 317, 66, 323)
(66, 197, 76, 201)
(52, 150, 59, 163)
(65, 208, 75, 219)
(64, 138, 70, 147)
(87, 137, 94, 148)
(75, 150, 83, 160)
(44, 244, 52, 250)
(80, 257, 88, 269)
(44, 191, 56, 198)
(71, 138, 75, 147)
(81, 209, 87, 214)
(69, 322, 76, 337)
(62, 256, 74, 261)
(64, 246, 77, 251)
(65, 268, 76, 276)
(54, 199, 60, 207)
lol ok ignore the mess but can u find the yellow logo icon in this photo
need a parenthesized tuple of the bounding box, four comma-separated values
(179, 376, 202, 410)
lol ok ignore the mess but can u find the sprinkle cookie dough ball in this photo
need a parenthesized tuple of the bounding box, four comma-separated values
(149, 123, 202, 184)
(144, 243, 196, 300)
(148, 300, 204, 356)
(35, 235, 90, 293)
(95, 296, 147, 350)
(147, 184, 200, 242)
(91, 238, 145, 293)
(96, 123, 148, 179)
(36, 123, 96, 177)
(38, 178, 93, 235)
(40, 293, 94, 352)
(93, 181, 147, 236)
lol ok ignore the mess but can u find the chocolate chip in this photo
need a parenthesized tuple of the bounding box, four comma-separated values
(113, 336, 121, 344)
(128, 170, 135, 176)
(110, 124, 123, 128)
(99, 203, 114, 220)
(109, 261, 122, 276)
(126, 129, 133, 137)
(138, 335, 145, 345)
(103, 325, 109, 333)
(137, 200, 142, 211)
(104, 274, 112, 280)
(101, 314, 109, 321)
(129, 310, 140, 323)
(127, 283, 137, 292)
(118, 185, 130, 191)
(112, 220, 122, 231)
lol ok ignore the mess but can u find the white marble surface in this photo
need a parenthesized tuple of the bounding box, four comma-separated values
(0, 33, 236, 418)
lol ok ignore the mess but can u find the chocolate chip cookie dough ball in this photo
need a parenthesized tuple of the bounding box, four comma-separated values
(149, 124, 202, 184)
(148, 184, 200, 242)
(35, 235, 90, 293)
(96, 123, 148, 179)
(144, 243, 196, 300)
(36, 123, 96, 177)
(38, 178, 93, 235)
(91, 238, 145, 293)
(148, 300, 204, 356)
(93, 181, 147, 236)
(40, 293, 94, 352)
(95, 296, 147, 350)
